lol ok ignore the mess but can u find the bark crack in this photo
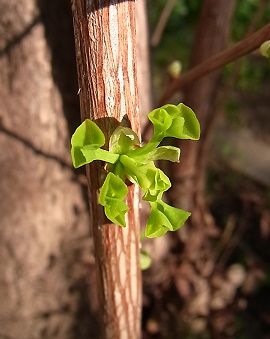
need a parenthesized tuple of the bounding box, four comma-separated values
(0, 122, 70, 169)
(0, 122, 87, 186)
(0, 15, 41, 58)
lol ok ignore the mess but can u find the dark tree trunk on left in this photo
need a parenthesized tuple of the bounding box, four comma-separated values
(0, 0, 93, 338)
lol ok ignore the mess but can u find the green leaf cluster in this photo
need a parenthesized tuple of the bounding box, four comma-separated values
(71, 103, 200, 238)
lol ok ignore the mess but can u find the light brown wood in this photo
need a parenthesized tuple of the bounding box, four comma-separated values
(71, 1, 142, 338)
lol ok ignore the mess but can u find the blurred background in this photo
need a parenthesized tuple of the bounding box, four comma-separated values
(0, 0, 269, 338)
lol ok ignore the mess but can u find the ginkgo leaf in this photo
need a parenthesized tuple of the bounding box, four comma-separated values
(71, 146, 118, 168)
(99, 172, 128, 204)
(142, 167, 171, 202)
(148, 103, 200, 142)
(148, 107, 174, 138)
(129, 145, 180, 163)
(119, 155, 171, 201)
(145, 224, 169, 238)
(148, 105, 184, 141)
(145, 200, 191, 238)
(109, 126, 140, 154)
(81, 148, 119, 165)
(71, 119, 105, 148)
(71, 147, 88, 169)
(98, 173, 128, 227)
(104, 200, 128, 227)
(110, 161, 126, 181)
(71, 119, 118, 168)
(177, 103, 200, 140)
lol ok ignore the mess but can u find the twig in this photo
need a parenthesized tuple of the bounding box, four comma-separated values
(151, 0, 177, 47)
(158, 22, 270, 105)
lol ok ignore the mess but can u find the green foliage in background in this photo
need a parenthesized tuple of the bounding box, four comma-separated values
(150, 0, 270, 119)
(232, 0, 270, 40)
(71, 103, 200, 238)
(149, 0, 200, 72)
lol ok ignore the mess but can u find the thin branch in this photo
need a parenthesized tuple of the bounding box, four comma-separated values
(142, 23, 270, 140)
(158, 22, 270, 105)
(151, 0, 177, 47)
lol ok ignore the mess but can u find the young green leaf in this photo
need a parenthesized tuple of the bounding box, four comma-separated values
(148, 104, 184, 141)
(71, 119, 118, 168)
(104, 200, 128, 227)
(98, 172, 128, 227)
(142, 167, 171, 202)
(109, 127, 140, 154)
(145, 200, 191, 238)
(81, 147, 119, 164)
(177, 103, 200, 140)
(148, 103, 200, 142)
(71, 147, 89, 169)
(110, 161, 126, 181)
(99, 172, 128, 204)
(148, 107, 174, 138)
(119, 155, 171, 201)
(130, 145, 180, 163)
(71, 119, 105, 148)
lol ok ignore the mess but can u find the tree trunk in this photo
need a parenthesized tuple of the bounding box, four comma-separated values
(168, 0, 235, 213)
(0, 1, 93, 338)
(71, 1, 142, 338)
(166, 0, 235, 322)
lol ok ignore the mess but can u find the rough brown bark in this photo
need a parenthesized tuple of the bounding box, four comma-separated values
(71, 1, 142, 338)
(0, 1, 92, 338)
